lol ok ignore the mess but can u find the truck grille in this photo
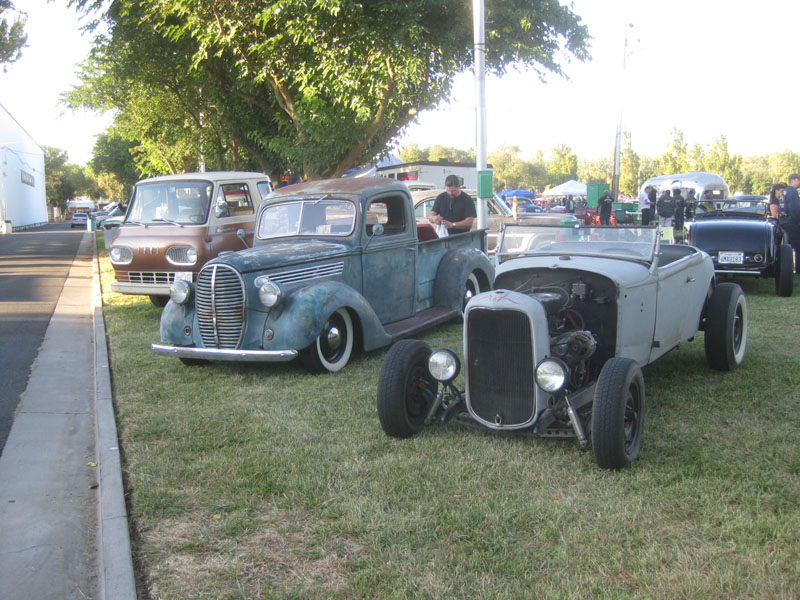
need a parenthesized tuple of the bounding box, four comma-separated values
(466, 308, 536, 427)
(196, 264, 245, 349)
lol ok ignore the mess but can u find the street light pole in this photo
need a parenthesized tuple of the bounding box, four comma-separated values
(473, 0, 487, 229)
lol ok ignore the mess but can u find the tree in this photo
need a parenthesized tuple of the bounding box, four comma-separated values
(549, 144, 578, 184)
(619, 132, 640, 197)
(70, 0, 589, 179)
(658, 128, 690, 174)
(705, 136, 743, 193)
(0, 0, 26, 68)
(489, 145, 535, 191)
(44, 147, 88, 211)
(399, 143, 427, 163)
(90, 133, 142, 192)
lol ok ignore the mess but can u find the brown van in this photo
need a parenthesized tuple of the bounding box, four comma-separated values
(109, 171, 272, 306)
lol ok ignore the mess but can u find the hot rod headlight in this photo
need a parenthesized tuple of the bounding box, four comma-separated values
(428, 349, 461, 382)
(255, 276, 282, 308)
(169, 279, 193, 304)
(535, 358, 569, 392)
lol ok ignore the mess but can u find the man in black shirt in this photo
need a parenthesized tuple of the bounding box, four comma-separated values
(429, 174, 476, 234)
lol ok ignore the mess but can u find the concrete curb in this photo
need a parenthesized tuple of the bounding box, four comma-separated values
(91, 234, 137, 599)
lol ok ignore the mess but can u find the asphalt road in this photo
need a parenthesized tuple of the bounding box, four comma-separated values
(0, 223, 83, 456)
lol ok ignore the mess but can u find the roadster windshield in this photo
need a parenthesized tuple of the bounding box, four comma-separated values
(695, 198, 767, 218)
(257, 199, 356, 239)
(498, 225, 659, 263)
(127, 181, 213, 225)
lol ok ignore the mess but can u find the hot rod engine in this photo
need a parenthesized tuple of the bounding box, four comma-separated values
(459, 268, 618, 439)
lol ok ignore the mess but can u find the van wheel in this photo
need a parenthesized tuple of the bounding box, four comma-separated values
(149, 295, 169, 308)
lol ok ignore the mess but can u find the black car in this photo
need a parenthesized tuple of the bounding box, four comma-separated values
(688, 195, 793, 296)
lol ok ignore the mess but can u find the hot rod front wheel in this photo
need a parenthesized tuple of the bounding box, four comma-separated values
(592, 357, 646, 470)
(377, 340, 439, 438)
(300, 308, 354, 374)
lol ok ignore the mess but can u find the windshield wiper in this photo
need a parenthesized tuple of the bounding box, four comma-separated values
(123, 220, 147, 227)
(152, 218, 183, 227)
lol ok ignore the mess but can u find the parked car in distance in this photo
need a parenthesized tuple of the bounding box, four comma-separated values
(70, 212, 89, 228)
(688, 195, 793, 297)
(152, 178, 494, 373)
(377, 224, 748, 470)
(108, 172, 273, 306)
(413, 189, 578, 254)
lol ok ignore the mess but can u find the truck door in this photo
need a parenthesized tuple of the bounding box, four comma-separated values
(361, 195, 416, 323)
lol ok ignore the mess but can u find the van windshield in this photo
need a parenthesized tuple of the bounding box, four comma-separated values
(127, 181, 213, 225)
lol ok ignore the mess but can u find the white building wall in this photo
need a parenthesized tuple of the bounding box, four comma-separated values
(1, 104, 47, 231)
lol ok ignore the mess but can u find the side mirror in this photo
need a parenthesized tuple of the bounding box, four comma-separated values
(236, 228, 249, 248)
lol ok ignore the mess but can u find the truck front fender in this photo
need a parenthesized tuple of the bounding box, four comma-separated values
(434, 247, 495, 312)
(267, 281, 392, 353)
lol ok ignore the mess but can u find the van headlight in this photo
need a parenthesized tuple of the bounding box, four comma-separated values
(428, 349, 461, 382)
(535, 358, 569, 392)
(109, 246, 133, 265)
(255, 276, 282, 308)
(169, 279, 193, 304)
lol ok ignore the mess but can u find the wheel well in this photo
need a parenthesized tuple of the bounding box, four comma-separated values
(345, 307, 365, 354)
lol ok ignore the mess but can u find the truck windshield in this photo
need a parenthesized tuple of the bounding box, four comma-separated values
(257, 199, 356, 239)
(127, 181, 213, 225)
(498, 225, 659, 263)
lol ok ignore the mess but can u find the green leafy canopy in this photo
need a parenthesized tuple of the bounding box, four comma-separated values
(68, 0, 589, 179)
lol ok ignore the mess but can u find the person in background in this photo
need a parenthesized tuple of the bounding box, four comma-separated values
(768, 182, 786, 220)
(779, 174, 800, 274)
(639, 185, 652, 225)
(565, 194, 575, 213)
(656, 189, 676, 228)
(672, 187, 686, 236)
(429, 174, 476, 234)
(598, 190, 614, 226)
(685, 189, 697, 221)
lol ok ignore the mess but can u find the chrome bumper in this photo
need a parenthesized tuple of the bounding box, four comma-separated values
(151, 343, 298, 362)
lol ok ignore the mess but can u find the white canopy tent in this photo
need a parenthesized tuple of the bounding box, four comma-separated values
(542, 179, 587, 197)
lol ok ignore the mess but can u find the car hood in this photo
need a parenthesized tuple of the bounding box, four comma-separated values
(690, 218, 771, 253)
(496, 253, 651, 289)
(212, 239, 353, 273)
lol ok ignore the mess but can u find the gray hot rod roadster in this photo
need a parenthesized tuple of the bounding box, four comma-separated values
(376, 225, 748, 470)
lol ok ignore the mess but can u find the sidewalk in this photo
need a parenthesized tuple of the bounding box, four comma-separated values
(0, 232, 135, 599)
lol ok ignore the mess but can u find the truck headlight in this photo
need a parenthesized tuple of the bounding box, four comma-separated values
(428, 349, 461, 382)
(169, 279, 193, 304)
(535, 358, 568, 393)
(255, 276, 282, 308)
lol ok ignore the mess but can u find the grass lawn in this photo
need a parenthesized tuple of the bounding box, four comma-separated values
(97, 236, 800, 599)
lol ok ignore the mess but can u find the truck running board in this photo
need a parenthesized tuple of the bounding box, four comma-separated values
(384, 306, 459, 341)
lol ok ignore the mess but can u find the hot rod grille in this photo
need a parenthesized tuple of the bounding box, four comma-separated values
(466, 308, 536, 427)
(196, 264, 245, 349)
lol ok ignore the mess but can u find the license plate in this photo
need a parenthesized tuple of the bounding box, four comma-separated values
(718, 251, 744, 264)
(175, 271, 193, 282)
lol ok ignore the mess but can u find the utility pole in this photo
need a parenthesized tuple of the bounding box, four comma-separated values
(612, 22, 633, 201)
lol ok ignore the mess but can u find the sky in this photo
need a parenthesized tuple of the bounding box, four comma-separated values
(2, 0, 798, 167)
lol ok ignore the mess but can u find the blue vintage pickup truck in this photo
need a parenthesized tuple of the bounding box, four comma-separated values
(152, 177, 494, 373)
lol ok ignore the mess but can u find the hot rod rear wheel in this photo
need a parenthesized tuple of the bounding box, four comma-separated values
(592, 357, 645, 470)
(704, 283, 747, 371)
(299, 308, 354, 374)
(776, 243, 793, 297)
(376, 340, 438, 438)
